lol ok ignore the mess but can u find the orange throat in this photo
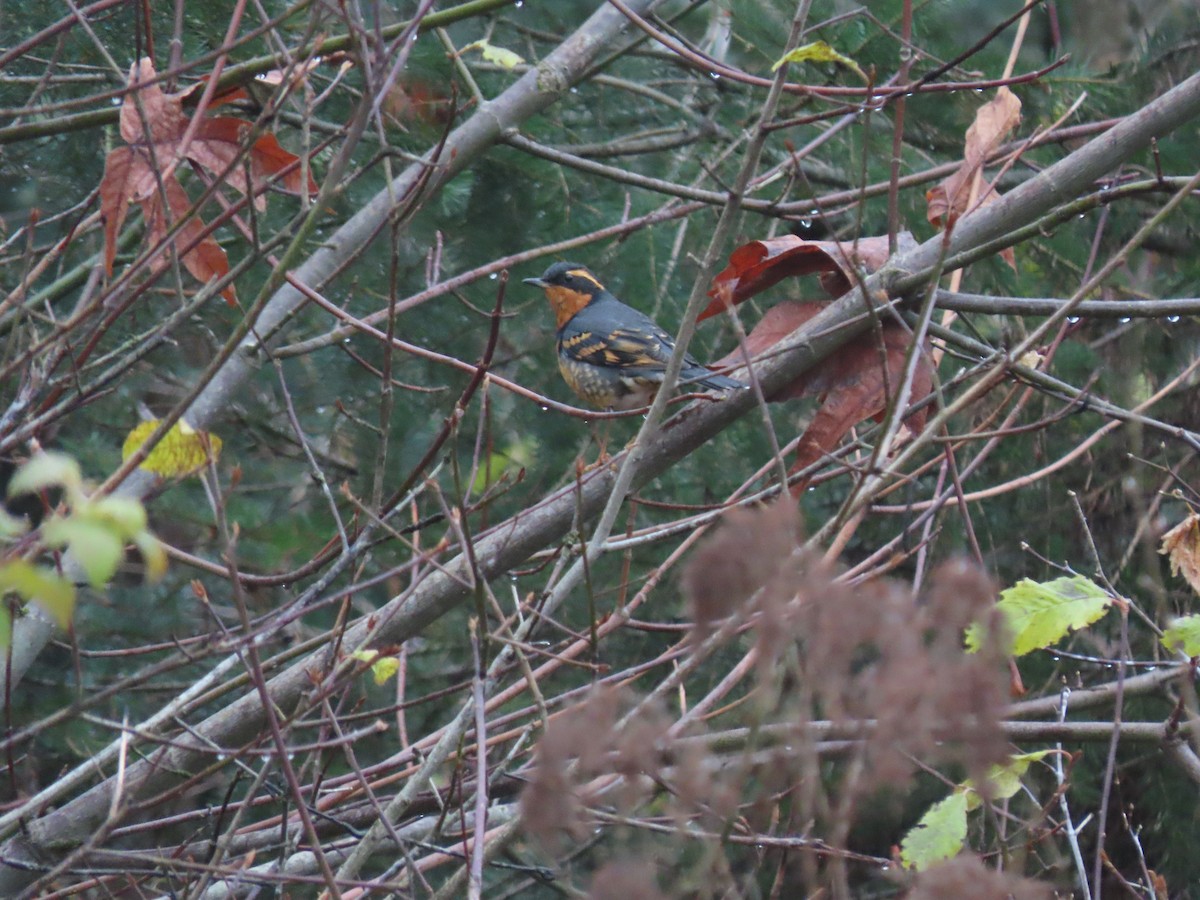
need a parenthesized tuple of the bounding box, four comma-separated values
(546, 285, 592, 329)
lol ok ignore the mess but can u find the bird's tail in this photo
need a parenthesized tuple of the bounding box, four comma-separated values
(683, 367, 745, 393)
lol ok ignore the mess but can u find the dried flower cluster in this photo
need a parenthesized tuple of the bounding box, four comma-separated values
(520, 501, 1026, 893)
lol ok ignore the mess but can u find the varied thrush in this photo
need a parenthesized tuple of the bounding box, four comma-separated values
(524, 261, 744, 411)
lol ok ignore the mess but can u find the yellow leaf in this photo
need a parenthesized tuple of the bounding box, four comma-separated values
(350, 649, 399, 685)
(369, 656, 400, 685)
(462, 39, 524, 70)
(1162, 614, 1200, 656)
(134, 531, 168, 583)
(122, 419, 222, 477)
(771, 40, 867, 82)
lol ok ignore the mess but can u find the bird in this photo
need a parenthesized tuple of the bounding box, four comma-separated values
(523, 261, 744, 411)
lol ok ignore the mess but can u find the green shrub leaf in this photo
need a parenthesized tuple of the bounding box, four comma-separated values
(899, 790, 969, 870)
(966, 575, 1113, 656)
(42, 517, 123, 588)
(7, 452, 81, 501)
(963, 750, 1054, 809)
(903, 751, 1054, 869)
(1162, 614, 1200, 657)
(0, 559, 76, 629)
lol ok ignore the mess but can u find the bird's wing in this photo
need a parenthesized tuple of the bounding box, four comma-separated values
(560, 324, 674, 376)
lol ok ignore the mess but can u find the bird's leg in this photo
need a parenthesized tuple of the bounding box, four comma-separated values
(572, 419, 617, 474)
(592, 419, 612, 466)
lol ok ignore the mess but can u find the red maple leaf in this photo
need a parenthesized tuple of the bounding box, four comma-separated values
(99, 58, 318, 305)
(705, 233, 933, 493)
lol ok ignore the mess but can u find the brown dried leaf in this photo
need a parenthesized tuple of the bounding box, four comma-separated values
(786, 327, 933, 492)
(383, 78, 455, 127)
(926, 86, 1021, 229)
(177, 58, 325, 110)
(139, 177, 233, 304)
(192, 118, 318, 209)
(700, 233, 908, 320)
(710, 300, 825, 388)
(100, 148, 141, 276)
(1160, 512, 1200, 596)
(175, 76, 249, 109)
(99, 57, 318, 304)
(711, 303, 933, 492)
(119, 58, 186, 146)
(244, 128, 319, 197)
(703, 231, 929, 491)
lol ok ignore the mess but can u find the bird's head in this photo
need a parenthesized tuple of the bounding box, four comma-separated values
(523, 262, 607, 328)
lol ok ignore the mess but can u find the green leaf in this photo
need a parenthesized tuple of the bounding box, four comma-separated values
(963, 750, 1054, 809)
(42, 517, 123, 588)
(472, 452, 509, 494)
(899, 789, 969, 870)
(903, 751, 1054, 870)
(86, 495, 148, 538)
(0, 558, 76, 628)
(471, 437, 534, 494)
(771, 40, 867, 81)
(963, 620, 990, 654)
(7, 452, 81, 500)
(966, 575, 1113, 656)
(1162, 614, 1200, 656)
(462, 39, 524, 71)
(0, 506, 28, 538)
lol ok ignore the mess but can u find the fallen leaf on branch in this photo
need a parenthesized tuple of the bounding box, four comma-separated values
(99, 58, 318, 305)
(926, 85, 1021, 269)
(700, 233, 902, 321)
(705, 232, 931, 493)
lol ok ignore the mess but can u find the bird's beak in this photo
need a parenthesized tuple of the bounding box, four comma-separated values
(523, 276, 547, 288)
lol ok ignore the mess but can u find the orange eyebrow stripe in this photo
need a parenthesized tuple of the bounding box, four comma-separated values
(566, 269, 605, 291)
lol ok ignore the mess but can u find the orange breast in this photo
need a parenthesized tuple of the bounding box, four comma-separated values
(546, 285, 592, 329)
